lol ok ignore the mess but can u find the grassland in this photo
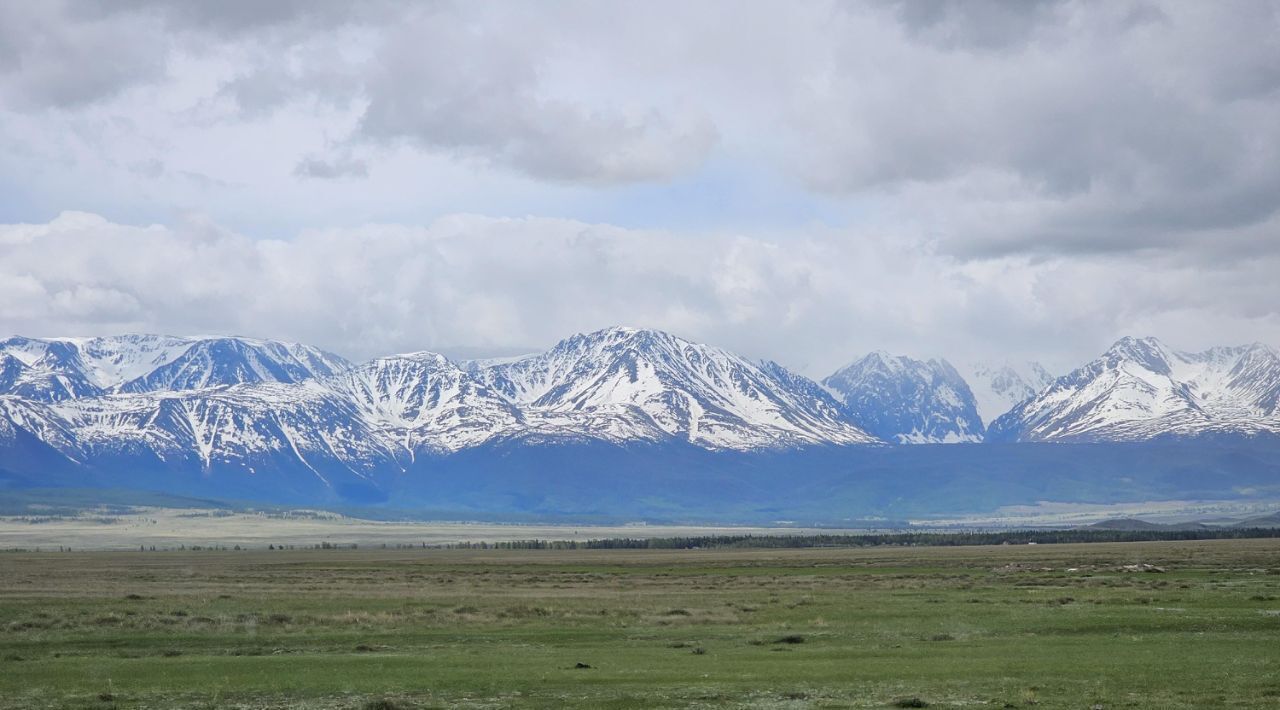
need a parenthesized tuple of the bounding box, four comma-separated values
(0, 505, 884, 551)
(2, 540, 1279, 708)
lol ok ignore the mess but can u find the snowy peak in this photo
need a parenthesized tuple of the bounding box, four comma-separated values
(1226, 344, 1280, 414)
(988, 337, 1280, 442)
(0, 353, 26, 392)
(1100, 335, 1176, 375)
(331, 352, 523, 454)
(0, 337, 104, 402)
(475, 326, 878, 448)
(0, 335, 350, 401)
(961, 360, 1055, 426)
(1, 335, 194, 392)
(823, 352, 984, 444)
(120, 338, 349, 393)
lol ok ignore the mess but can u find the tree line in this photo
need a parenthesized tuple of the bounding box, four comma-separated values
(440, 527, 1280, 550)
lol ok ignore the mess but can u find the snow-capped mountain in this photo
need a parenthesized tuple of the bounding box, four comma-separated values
(822, 352, 984, 443)
(332, 352, 523, 455)
(7, 327, 1280, 511)
(0, 357, 500, 493)
(4, 329, 1280, 515)
(473, 327, 878, 449)
(36, 382, 393, 474)
(0, 335, 350, 402)
(987, 337, 1280, 442)
(120, 338, 350, 393)
(0, 327, 880, 495)
(961, 360, 1055, 426)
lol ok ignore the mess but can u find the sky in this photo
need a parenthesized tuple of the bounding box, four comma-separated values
(1, 0, 1278, 377)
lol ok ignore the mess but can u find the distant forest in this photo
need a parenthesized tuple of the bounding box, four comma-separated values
(444, 527, 1280, 550)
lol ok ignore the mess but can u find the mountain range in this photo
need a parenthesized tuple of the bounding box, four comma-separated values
(988, 336, 1280, 442)
(2, 327, 1279, 519)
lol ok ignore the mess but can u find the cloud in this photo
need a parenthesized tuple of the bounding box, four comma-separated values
(294, 155, 368, 180)
(0, 2, 167, 109)
(351, 7, 718, 184)
(881, 0, 1068, 51)
(2, 212, 1278, 377)
(114, 0, 384, 35)
(0, 1, 1278, 369)
(50, 285, 142, 320)
(0, 1, 1263, 254)
(1, 2, 721, 187)
(779, 1, 1280, 256)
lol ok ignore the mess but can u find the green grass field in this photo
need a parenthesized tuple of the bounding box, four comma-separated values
(2, 539, 1279, 708)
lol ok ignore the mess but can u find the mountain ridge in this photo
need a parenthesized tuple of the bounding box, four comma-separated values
(3, 329, 1280, 480)
(0, 334, 350, 401)
(0, 328, 881, 496)
(988, 336, 1280, 442)
(3, 328, 1280, 517)
(822, 352, 984, 444)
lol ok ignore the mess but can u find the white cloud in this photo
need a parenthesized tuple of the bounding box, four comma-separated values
(2, 212, 1278, 377)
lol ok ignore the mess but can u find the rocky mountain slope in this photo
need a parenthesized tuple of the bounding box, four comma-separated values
(987, 337, 1280, 442)
(475, 327, 876, 449)
(822, 352, 984, 443)
(0, 335, 349, 402)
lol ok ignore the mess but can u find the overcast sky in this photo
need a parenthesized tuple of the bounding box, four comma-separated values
(1, 0, 1278, 376)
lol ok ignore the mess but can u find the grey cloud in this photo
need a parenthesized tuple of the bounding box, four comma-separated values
(0, 0, 381, 111)
(129, 159, 165, 179)
(177, 171, 237, 189)
(880, 0, 1067, 51)
(0, 2, 167, 109)
(787, 0, 1280, 256)
(216, 46, 365, 117)
(127, 159, 236, 188)
(87, 0, 394, 36)
(193, 2, 717, 184)
(354, 10, 718, 184)
(294, 156, 369, 180)
(1, 0, 1278, 264)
